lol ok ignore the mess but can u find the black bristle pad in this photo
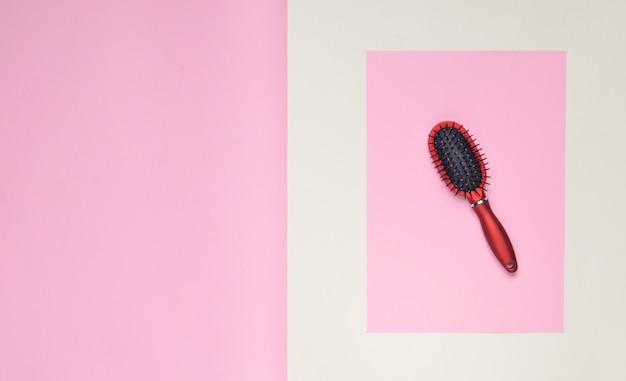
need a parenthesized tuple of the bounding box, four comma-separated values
(433, 127, 484, 192)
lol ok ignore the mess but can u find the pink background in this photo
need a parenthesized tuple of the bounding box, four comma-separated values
(0, 1, 285, 380)
(367, 51, 565, 332)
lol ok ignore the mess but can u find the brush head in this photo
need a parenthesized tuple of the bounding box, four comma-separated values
(428, 121, 488, 203)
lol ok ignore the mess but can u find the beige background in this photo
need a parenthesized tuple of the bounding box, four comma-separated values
(288, 1, 626, 379)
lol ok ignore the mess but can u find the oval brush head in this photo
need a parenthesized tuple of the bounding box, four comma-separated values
(427, 121, 518, 273)
(428, 121, 487, 204)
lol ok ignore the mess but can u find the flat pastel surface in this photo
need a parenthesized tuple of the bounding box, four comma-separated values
(0, 1, 285, 379)
(367, 51, 565, 332)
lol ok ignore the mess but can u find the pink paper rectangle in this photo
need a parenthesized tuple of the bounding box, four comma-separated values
(367, 51, 565, 332)
(0, 1, 285, 379)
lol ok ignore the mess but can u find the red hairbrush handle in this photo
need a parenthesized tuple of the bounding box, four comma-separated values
(471, 199, 517, 273)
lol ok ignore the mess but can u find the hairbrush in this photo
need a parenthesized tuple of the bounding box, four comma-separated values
(428, 121, 517, 273)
